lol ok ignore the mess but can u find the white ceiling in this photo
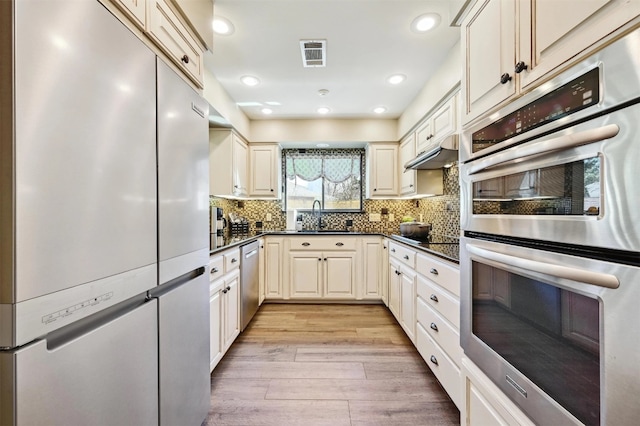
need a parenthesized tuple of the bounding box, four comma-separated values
(205, 0, 460, 121)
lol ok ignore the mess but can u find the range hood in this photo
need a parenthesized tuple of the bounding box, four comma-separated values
(404, 134, 459, 170)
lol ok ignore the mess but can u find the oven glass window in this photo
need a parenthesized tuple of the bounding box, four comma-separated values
(472, 261, 600, 425)
(472, 157, 600, 215)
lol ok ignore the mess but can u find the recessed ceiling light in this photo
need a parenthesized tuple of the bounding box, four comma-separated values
(240, 75, 260, 86)
(373, 106, 387, 114)
(317, 107, 331, 114)
(212, 17, 234, 35)
(261, 108, 273, 115)
(411, 13, 441, 33)
(316, 143, 330, 148)
(387, 74, 406, 85)
(318, 89, 330, 97)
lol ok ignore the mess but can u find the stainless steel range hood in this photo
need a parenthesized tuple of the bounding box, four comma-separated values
(404, 134, 459, 170)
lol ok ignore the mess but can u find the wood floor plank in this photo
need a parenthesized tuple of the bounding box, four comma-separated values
(203, 400, 352, 426)
(265, 377, 449, 402)
(209, 378, 271, 401)
(363, 359, 431, 380)
(349, 400, 460, 425)
(295, 346, 419, 363)
(222, 342, 298, 361)
(212, 360, 366, 379)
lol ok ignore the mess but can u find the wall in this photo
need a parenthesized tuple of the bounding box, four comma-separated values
(397, 40, 462, 139)
(203, 67, 251, 139)
(249, 118, 398, 144)
(211, 164, 460, 238)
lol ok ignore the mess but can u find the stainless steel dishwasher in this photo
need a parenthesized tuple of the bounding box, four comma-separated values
(240, 240, 260, 331)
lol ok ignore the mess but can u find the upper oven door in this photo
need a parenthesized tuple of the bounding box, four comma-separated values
(460, 101, 640, 252)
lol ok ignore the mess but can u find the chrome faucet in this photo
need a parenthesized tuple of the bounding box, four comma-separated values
(311, 199, 322, 231)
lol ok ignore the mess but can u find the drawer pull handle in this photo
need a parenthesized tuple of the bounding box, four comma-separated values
(222, 289, 228, 294)
(430, 323, 439, 332)
(429, 294, 438, 302)
(430, 355, 438, 366)
(211, 267, 219, 274)
(403, 255, 409, 260)
(318, 258, 322, 261)
(302, 242, 311, 246)
(391, 248, 396, 253)
(324, 258, 327, 261)
(226, 286, 231, 291)
(231, 258, 238, 263)
(181, 54, 190, 64)
(336, 242, 344, 246)
(429, 268, 438, 276)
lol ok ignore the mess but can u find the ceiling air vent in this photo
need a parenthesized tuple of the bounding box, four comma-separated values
(300, 40, 326, 68)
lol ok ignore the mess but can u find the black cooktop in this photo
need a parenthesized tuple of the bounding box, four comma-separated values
(391, 234, 460, 263)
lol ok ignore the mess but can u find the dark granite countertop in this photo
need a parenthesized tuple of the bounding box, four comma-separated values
(210, 231, 460, 264)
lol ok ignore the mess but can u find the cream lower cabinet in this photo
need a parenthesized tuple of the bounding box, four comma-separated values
(361, 237, 384, 301)
(461, 357, 535, 426)
(209, 248, 241, 372)
(388, 258, 402, 321)
(263, 237, 283, 300)
(388, 242, 418, 344)
(399, 267, 417, 344)
(288, 251, 356, 300)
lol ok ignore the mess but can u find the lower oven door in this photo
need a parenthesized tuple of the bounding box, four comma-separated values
(460, 236, 640, 426)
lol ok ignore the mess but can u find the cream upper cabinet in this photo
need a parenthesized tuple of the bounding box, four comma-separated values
(416, 93, 459, 155)
(519, 0, 640, 89)
(367, 143, 399, 197)
(400, 134, 417, 196)
(209, 129, 249, 197)
(462, 0, 517, 124)
(147, 0, 205, 87)
(462, 0, 640, 124)
(249, 144, 281, 198)
(110, 0, 146, 29)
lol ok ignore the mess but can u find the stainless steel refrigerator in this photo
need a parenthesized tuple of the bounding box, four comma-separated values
(0, 1, 209, 425)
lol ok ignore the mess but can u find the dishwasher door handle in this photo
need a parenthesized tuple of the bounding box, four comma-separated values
(244, 249, 258, 259)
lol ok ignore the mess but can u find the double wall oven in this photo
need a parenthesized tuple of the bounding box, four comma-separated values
(460, 29, 640, 425)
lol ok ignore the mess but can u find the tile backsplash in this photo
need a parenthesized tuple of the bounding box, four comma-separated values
(211, 164, 460, 238)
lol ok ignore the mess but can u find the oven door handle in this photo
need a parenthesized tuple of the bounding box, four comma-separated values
(467, 124, 619, 175)
(467, 245, 620, 289)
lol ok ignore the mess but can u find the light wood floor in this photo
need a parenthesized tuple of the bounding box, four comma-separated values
(203, 303, 460, 426)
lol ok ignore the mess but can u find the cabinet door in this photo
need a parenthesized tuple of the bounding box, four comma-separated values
(388, 259, 401, 321)
(223, 272, 240, 352)
(232, 134, 248, 196)
(147, 0, 204, 87)
(432, 96, 457, 143)
(462, 0, 516, 123)
(265, 239, 282, 299)
(400, 268, 417, 344)
(289, 252, 323, 298)
(324, 253, 356, 299)
(519, 0, 640, 89)
(362, 239, 382, 299)
(416, 120, 433, 155)
(368, 144, 399, 196)
(400, 134, 417, 196)
(249, 144, 279, 198)
(111, 0, 146, 29)
(258, 239, 265, 305)
(209, 287, 222, 372)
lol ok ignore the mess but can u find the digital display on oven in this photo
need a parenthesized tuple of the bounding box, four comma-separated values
(472, 68, 600, 153)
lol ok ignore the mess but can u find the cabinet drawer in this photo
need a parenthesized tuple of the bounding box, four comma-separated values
(389, 242, 416, 269)
(416, 297, 462, 367)
(147, 0, 204, 87)
(416, 323, 461, 409)
(416, 253, 459, 297)
(416, 275, 460, 329)
(209, 256, 224, 283)
(224, 249, 241, 271)
(288, 237, 357, 251)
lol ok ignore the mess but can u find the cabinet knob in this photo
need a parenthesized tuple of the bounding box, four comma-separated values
(409, 184, 414, 188)
(514, 61, 528, 73)
(336, 242, 344, 246)
(429, 268, 439, 276)
(430, 355, 438, 366)
(374, 188, 377, 192)
(226, 286, 231, 291)
(391, 248, 396, 253)
(500, 73, 512, 84)
(181, 54, 190, 64)
(270, 189, 274, 192)
(324, 258, 327, 261)
(222, 289, 228, 294)
(403, 255, 409, 260)
(430, 323, 439, 332)
(231, 258, 238, 263)
(211, 267, 219, 274)
(429, 294, 439, 302)
(302, 242, 311, 246)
